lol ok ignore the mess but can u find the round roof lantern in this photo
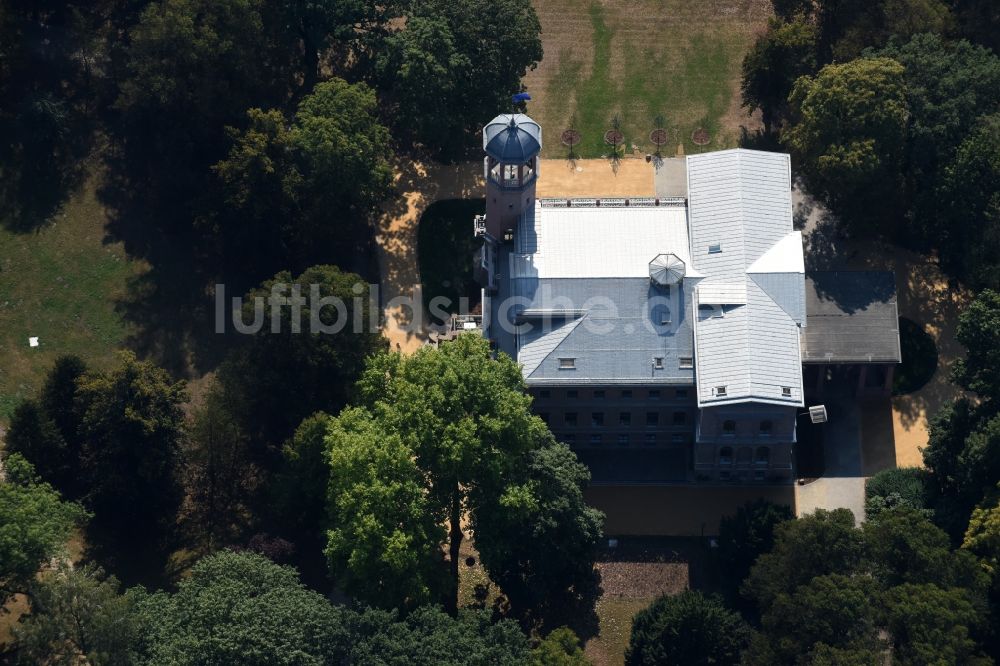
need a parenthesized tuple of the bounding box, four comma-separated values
(649, 253, 686, 286)
(483, 113, 542, 163)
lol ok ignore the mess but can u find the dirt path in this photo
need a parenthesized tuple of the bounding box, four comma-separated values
(536, 157, 656, 197)
(376, 160, 484, 352)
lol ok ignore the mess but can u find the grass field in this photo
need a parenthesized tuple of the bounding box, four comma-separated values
(524, 0, 771, 158)
(0, 176, 145, 422)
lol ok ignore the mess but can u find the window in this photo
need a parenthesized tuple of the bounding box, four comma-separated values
(649, 389, 661, 400)
(591, 412, 605, 427)
(719, 446, 733, 465)
(723, 420, 737, 435)
(565, 412, 578, 427)
(720, 470, 732, 480)
(646, 412, 660, 427)
(539, 389, 550, 399)
(653, 357, 664, 369)
(759, 420, 773, 435)
(621, 389, 633, 399)
(672, 411, 686, 425)
(715, 386, 728, 397)
(567, 390, 579, 399)
(559, 358, 576, 369)
(679, 356, 693, 369)
(563, 433, 576, 444)
(617, 434, 629, 446)
(781, 386, 792, 397)
(755, 447, 770, 466)
(644, 433, 657, 446)
(589, 434, 602, 445)
(754, 470, 766, 481)
(593, 389, 606, 399)
(619, 412, 632, 426)
(671, 434, 685, 444)
(708, 243, 722, 253)
(675, 389, 689, 398)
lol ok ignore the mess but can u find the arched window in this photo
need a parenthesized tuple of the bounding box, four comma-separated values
(755, 446, 770, 466)
(722, 419, 737, 435)
(759, 420, 773, 435)
(719, 446, 733, 465)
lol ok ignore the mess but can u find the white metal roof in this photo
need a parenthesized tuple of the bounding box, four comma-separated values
(510, 201, 693, 279)
(686, 149, 805, 407)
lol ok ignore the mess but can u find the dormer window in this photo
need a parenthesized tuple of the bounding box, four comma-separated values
(781, 386, 792, 397)
(708, 243, 722, 254)
(559, 358, 576, 369)
(679, 356, 693, 369)
(715, 386, 728, 397)
(653, 357, 664, 369)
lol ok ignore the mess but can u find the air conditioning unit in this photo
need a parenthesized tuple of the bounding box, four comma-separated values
(808, 405, 828, 424)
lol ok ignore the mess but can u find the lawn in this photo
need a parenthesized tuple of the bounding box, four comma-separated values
(0, 176, 145, 422)
(523, 0, 770, 158)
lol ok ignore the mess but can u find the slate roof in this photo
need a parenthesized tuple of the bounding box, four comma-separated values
(483, 114, 542, 163)
(802, 271, 901, 363)
(686, 150, 805, 408)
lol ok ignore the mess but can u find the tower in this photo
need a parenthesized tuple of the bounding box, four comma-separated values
(482, 113, 541, 240)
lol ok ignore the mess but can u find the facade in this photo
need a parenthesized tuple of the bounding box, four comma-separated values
(470, 113, 900, 484)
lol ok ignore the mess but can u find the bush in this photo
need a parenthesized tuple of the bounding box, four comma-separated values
(417, 199, 485, 323)
(893, 317, 938, 395)
(865, 467, 932, 521)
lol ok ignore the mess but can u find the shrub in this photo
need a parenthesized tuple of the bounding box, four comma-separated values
(865, 467, 932, 521)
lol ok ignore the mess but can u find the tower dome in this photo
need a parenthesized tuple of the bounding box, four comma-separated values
(483, 113, 542, 162)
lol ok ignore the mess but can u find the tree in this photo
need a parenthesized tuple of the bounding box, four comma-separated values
(375, 0, 542, 154)
(784, 57, 909, 238)
(325, 408, 446, 608)
(830, 0, 952, 61)
(884, 583, 990, 665)
(331, 334, 600, 615)
(752, 575, 880, 664)
(208, 79, 393, 280)
(531, 627, 588, 666)
(716, 498, 793, 606)
(963, 486, 1000, 582)
(743, 509, 863, 610)
(864, 467, 933, 521)
(3, 355, 88, 498)
(624, 591, 749, 666)
(4, 400, 71, 492)
(953, 0, 1000, 53)
(0, 455, 86, 603)
(350, 605, 531, 666)
(180, 383, 259, 551)
(862, 508, 987, 591)
(12, 564, 139, 666)
(271, 412, 333, 544)
(75, 352, 186, 547)
(131, 550, 356, 665)
(216, 264, 385, 455)
(938, 120, 1000, 290)
(741, 19, 817, 134)
(875, 36, 1000, 264)
(473, 442, 604, 629)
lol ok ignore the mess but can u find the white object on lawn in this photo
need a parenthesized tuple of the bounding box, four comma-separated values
(28, 337, 39, 348)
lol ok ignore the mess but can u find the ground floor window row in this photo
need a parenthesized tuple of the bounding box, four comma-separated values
(532, 387, 693, 402)
(539, 409, 691, 428)
(557, 432, 691, 447)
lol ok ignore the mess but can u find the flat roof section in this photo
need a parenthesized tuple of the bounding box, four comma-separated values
(802, 271, 902, 364)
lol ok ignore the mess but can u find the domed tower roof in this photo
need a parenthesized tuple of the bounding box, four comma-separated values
(483, 113, 542, 162)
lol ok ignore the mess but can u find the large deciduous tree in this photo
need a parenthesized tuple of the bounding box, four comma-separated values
(716, 498, 793, 609)
(784, 57, 909, 238)
(741, 19, 817, 134)
(625, 591, 749, 666)
(0, 455, 86, 603)
(216, 264, 385, 456)
(327, 334, 603, 616)
(75, 352, 186, 548)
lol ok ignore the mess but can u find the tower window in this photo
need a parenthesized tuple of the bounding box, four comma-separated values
(723, 420, 737, 435)
(759, 420, 773, 434)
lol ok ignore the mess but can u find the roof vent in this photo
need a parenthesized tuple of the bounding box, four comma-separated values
(649, 253, 686, 286)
